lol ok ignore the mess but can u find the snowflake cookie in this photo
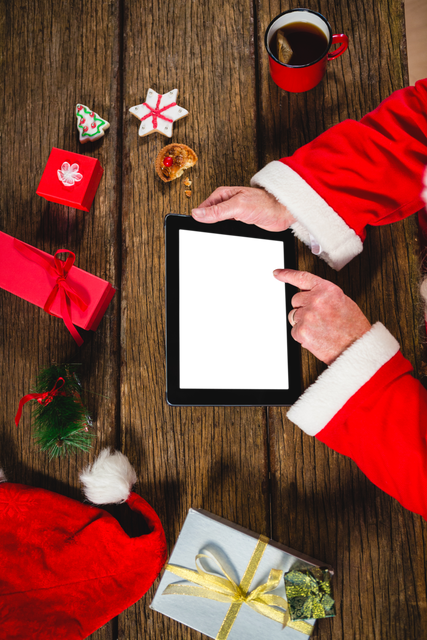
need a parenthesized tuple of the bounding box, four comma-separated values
(129, 89, 188, 138)
(76, 104, 110, 143)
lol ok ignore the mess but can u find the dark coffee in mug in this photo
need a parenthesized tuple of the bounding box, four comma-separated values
(273, 22, 329, 66)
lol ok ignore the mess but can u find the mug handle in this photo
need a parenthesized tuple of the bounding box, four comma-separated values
(327, 34, 349, 60)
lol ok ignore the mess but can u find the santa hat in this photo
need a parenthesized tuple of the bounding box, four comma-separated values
(0, 448, 167, 639)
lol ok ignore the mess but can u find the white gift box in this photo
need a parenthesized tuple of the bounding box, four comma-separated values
(151, 509, 333, 640)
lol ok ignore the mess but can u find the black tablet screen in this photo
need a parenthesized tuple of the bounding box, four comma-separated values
(179, 229, 289, 389)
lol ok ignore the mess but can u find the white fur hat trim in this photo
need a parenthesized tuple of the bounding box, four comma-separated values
(80, 448, 137, 505)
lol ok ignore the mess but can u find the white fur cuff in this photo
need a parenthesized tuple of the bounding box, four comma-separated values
(80, 448, 138, 504)
(0, 469, 7, 483)
(251, 161, 363, 270)
(287, 323, 400, 436)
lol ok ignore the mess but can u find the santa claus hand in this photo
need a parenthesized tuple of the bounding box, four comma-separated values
(192, 186, 295, 232)
(274, 269, 372, 365)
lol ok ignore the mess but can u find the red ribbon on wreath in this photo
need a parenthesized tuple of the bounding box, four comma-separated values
(15, 242, 88, 346)
(15, 377, 66, 426)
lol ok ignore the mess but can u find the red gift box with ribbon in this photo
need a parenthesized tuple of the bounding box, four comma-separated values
(0, 230, 115, 345)
(36, 148, 104, 212)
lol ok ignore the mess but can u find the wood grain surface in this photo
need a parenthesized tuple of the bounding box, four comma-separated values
(0, 1, 424, 640)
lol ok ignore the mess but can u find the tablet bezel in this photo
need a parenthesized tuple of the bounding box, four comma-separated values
(165, 214, 301, 406)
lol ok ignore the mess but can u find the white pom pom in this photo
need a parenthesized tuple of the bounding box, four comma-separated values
(80, 448, 137, 504)
(0, 469, 7, 483)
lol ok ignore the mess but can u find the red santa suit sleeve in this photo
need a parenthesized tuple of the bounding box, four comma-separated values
(251, 79, 427, 270)
(285, 323, 427, 519)
(250, 79, 427, 519)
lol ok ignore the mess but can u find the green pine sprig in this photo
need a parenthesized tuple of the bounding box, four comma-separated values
(31, 364, 95, 459)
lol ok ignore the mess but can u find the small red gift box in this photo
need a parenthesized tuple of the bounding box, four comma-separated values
(0, 230, 115, 345)
(36, 148, 104, 212)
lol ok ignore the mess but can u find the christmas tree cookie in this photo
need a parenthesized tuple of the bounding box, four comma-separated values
(76, 104, 110, 143)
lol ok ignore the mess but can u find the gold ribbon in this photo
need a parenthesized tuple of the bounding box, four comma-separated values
(163, 535, 313, 639)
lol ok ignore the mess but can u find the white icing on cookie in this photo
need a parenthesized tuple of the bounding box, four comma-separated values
(76, 104, 110, 143)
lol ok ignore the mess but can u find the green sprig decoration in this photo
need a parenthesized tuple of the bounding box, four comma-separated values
(31, 364, 95, 459)
(284, 567, 335, 620)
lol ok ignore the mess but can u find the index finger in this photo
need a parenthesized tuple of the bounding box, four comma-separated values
(273, 268, 323, 290)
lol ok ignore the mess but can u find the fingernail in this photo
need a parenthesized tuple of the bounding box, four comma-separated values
(192, 208, 206, 218)
(273, 269, 281, 276)
(270, 267, 283, 284)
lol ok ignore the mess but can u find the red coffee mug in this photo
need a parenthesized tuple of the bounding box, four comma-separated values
(265, 9, 348, 93)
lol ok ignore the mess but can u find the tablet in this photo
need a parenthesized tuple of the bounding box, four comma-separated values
(165, 214, 301, 406)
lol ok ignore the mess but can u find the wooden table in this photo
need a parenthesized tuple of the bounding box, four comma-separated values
(1, 1, 425, 639)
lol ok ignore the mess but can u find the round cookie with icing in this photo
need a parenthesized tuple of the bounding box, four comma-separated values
(76, 104, 110, 143)
(129, 89, 188, 138)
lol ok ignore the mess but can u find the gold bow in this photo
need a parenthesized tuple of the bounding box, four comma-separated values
(162, 535, 313, 639)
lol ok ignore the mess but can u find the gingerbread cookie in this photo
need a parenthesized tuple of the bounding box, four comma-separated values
(155, 144, 197, 182)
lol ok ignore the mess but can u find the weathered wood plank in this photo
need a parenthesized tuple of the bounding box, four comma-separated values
(1, 1, 423, 639)
(119, 0, 269, 638)
(0, 2, 122, 638)
(256, 0, 426, 638)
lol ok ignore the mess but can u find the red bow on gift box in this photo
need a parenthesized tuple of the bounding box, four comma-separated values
(15, 377, 66, 426)
(15, 244, 88, 345)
